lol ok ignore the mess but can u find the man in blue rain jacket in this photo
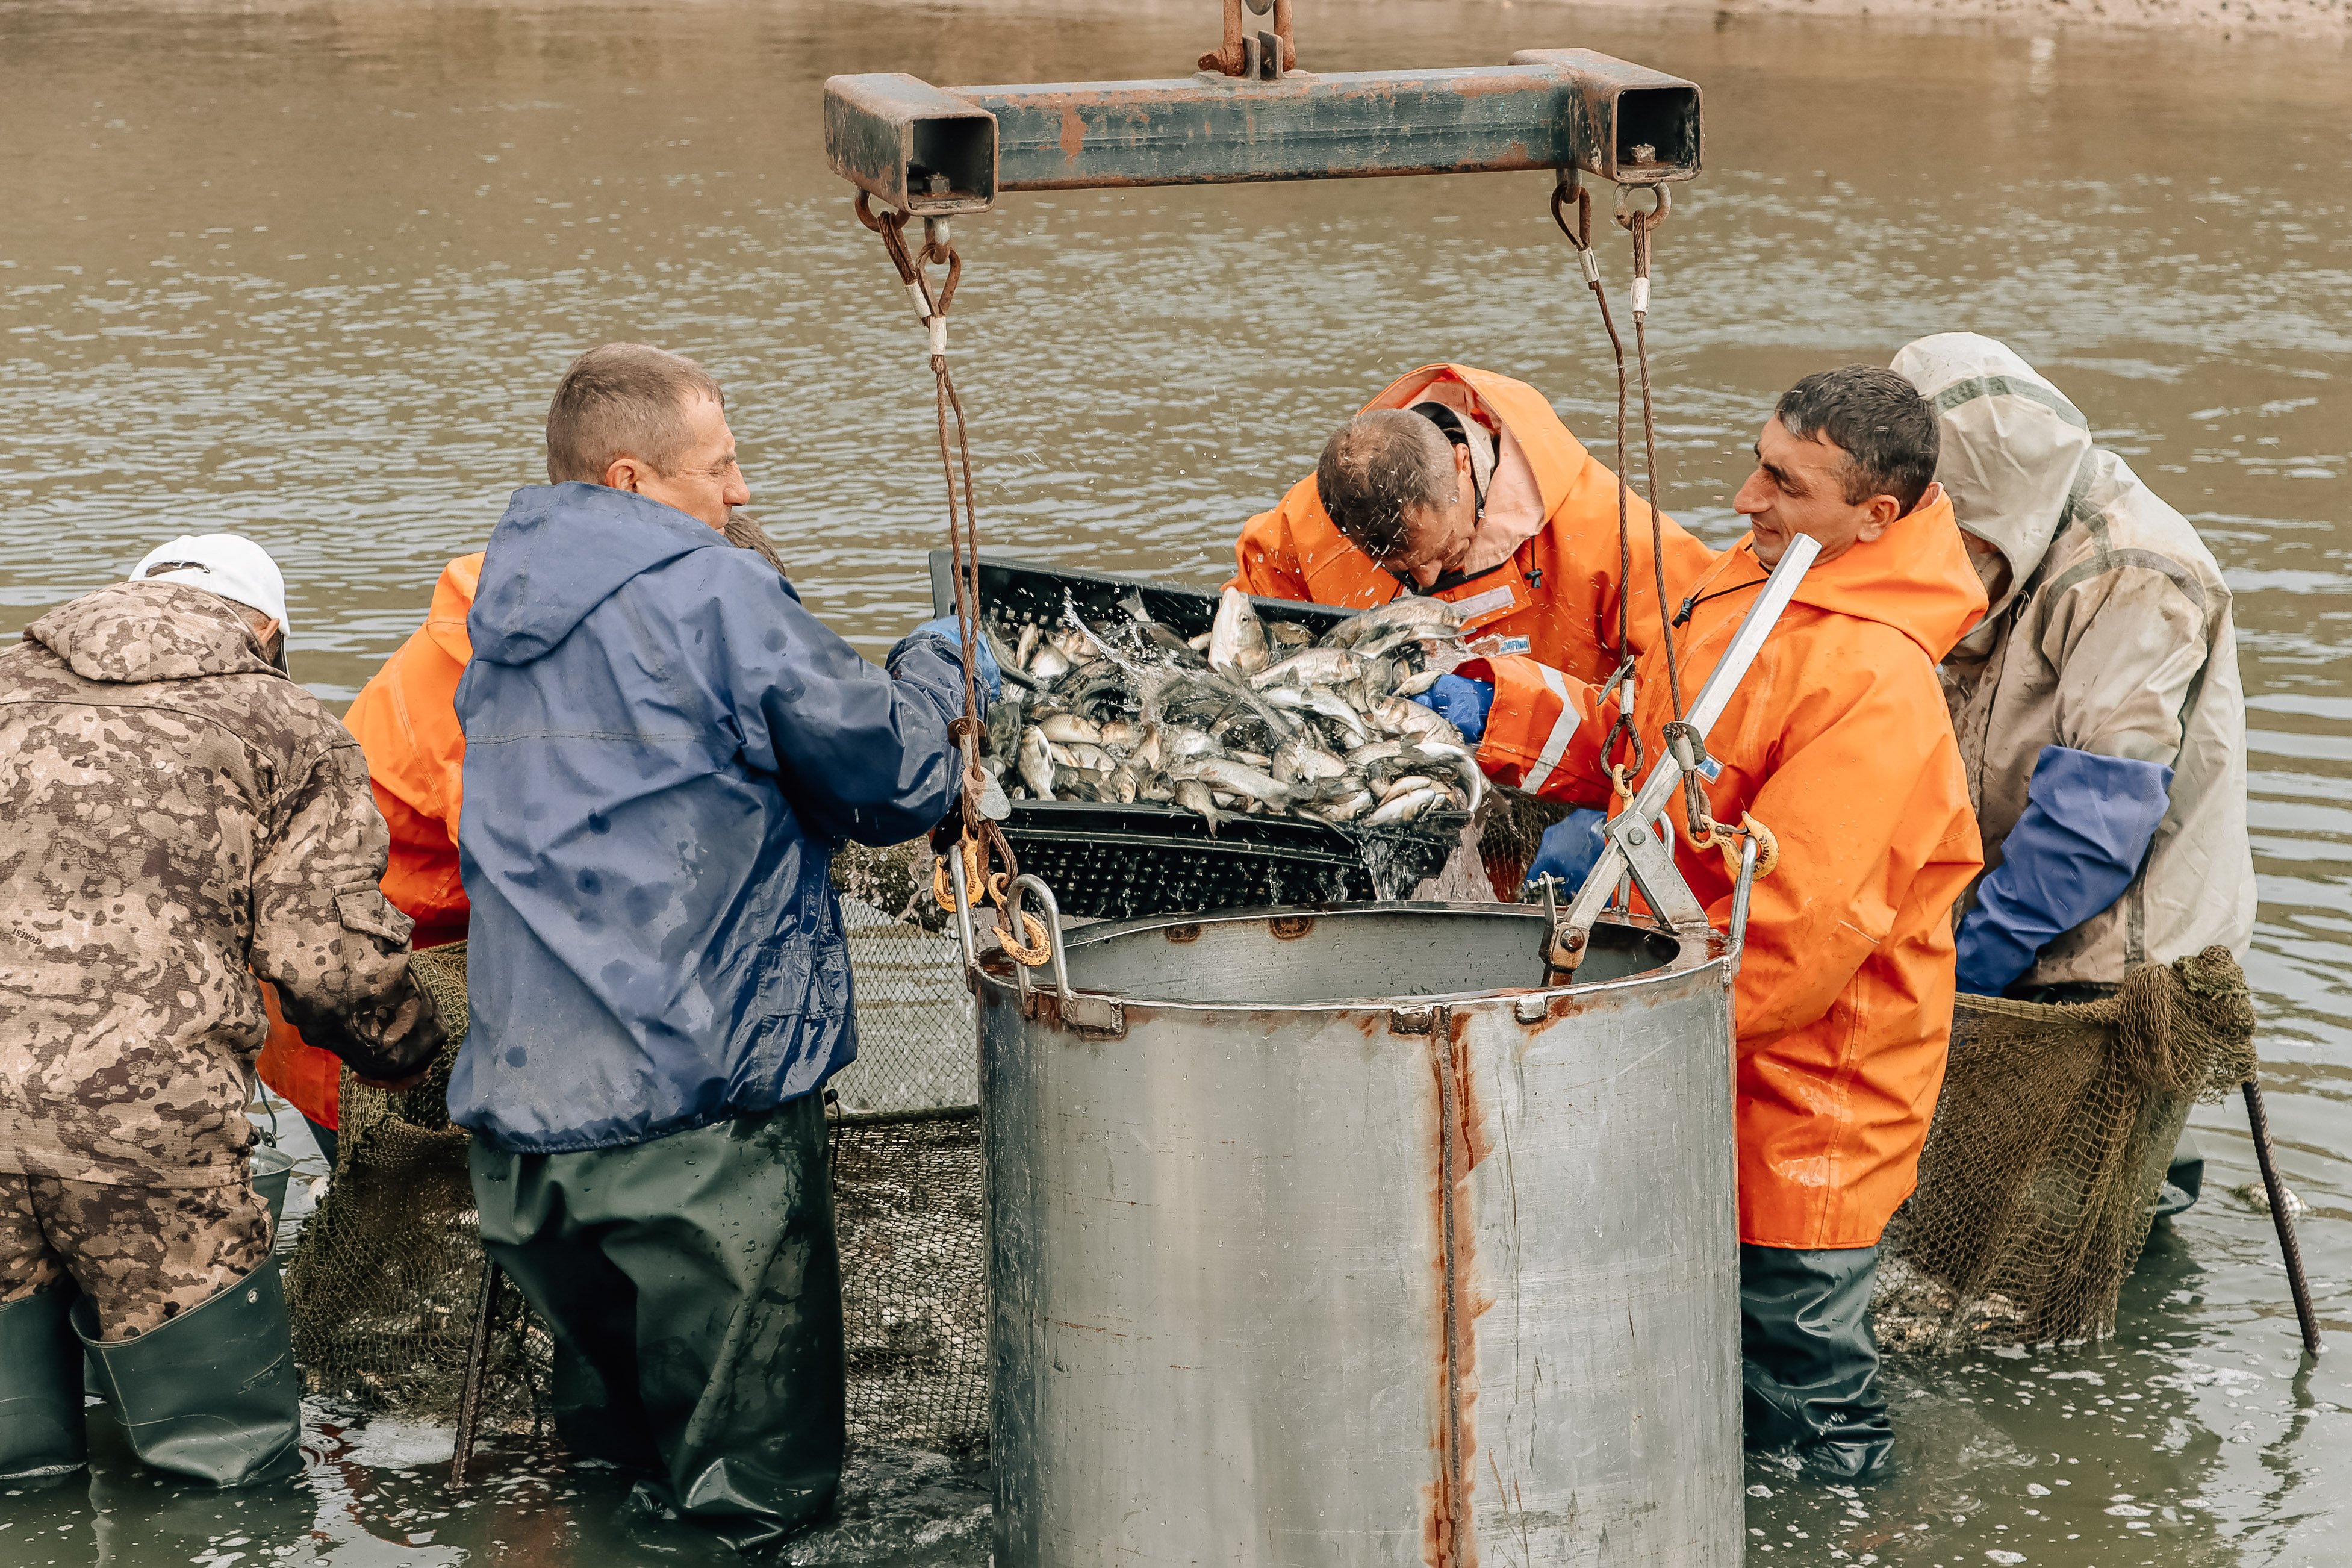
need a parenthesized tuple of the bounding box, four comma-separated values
(450, 344, 971, 1548)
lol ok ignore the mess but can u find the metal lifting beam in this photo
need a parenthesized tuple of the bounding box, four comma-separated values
(824, 47, 1702, 217)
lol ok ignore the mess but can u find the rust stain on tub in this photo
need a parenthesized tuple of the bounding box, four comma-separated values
(1420, 1007, 1482, 1568)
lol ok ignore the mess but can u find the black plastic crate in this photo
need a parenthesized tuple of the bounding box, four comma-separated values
(924, 549, 1467, 921)
(926, 547, 1350, 644)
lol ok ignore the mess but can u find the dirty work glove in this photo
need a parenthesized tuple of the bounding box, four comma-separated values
(910, 615, 1001, 705)
(1410, 673, 1493, 743)
(1526, 809, 1610, 893)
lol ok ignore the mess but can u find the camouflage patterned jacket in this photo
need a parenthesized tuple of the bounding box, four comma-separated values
(0, 580, 445, 1187)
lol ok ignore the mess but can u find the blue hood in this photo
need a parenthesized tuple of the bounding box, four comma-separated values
(449, 482, 967, 1153)
(467, 482, 721, 666)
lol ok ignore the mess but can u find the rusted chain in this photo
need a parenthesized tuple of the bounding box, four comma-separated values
(1552, 170, 1643, 791)
(859, 193, 1028, 952)
(1615, 183, 1713, 840)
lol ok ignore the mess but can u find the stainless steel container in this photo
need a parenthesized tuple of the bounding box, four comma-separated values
(975, 901, 1741, 1567)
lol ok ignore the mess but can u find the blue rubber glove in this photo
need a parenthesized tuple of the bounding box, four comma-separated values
(1526, 809, 1610, 892)
(1410, 674, 1494, 744)
(910, 615, 1000, 704)
(1955, 744, 2174, 995)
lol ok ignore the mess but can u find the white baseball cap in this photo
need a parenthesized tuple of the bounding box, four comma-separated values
(132, 534, 291, 670)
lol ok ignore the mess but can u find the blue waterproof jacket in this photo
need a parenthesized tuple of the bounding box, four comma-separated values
(447, 483, 963, 1153)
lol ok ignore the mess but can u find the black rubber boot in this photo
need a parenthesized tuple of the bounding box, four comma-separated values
(1740, 1242, 1895, 1481)
(474, 1094, 844, 1549)
(2153, 1128, 2204, 1221)
(72, 1262, 303, 1487)
(0, 1284, 88, 1483)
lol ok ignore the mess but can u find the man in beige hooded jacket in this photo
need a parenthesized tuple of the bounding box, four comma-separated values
(1894, 334, 2255, 1208)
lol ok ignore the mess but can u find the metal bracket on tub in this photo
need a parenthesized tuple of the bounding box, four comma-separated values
(1006, 874, 1127, 1037)
(1549, 534, 1823, 967)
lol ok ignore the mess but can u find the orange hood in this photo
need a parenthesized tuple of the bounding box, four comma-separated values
(424, 552, 484, 664)
(1727, 487, 1985, 663)
(1363, 364, 1591, 575)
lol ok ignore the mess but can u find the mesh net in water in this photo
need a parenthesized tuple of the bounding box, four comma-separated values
(1873, 945, 2259, 1353)
(284, 839, 991, 1451)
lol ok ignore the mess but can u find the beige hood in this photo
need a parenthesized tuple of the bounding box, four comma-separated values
(1893, 332, 2095, 629)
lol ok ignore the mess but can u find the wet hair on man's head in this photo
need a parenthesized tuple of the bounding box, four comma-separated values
(1774, 366, 1939, 515)
(1315, 409, 1460, 560)
(545, 343, 726, 484)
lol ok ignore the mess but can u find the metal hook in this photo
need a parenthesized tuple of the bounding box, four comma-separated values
(1006, 874, 1127, 1034)
(1007, 873, 1068, 1001)
(1549, 168, 1593, 255)
(1612, 181, 1670, 234)
(1728, 826, 1759, 958)
(947, 842, 980, 974)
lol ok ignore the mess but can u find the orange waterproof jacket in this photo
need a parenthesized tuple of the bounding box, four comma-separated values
(1228, 364, 1713, 686)
(255, 553, 481, 1129)
(1470, 492, 1988, 1249)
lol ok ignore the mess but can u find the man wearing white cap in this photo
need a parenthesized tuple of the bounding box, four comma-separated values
(0, 534, 446, 1489)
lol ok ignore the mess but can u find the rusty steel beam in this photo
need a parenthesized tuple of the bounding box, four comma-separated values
(823, 49, 1700, 217)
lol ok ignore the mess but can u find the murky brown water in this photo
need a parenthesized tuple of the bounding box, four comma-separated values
(4, 1, 2348, 1563)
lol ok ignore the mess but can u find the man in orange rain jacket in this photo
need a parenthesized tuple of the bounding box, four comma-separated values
(1484, 366, 1988, 1479)
(255, 554, 481, 1166)
(1230, 362, 1714, 689)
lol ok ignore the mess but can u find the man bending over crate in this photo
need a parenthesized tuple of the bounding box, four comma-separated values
(1230, 362, 1717, 724)
(450, 343, 981, 1546)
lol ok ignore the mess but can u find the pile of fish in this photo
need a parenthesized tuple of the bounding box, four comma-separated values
(977, 586, 1487, 836)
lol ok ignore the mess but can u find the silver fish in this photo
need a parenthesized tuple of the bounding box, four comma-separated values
(1393, 666, 1443, 697)
(1186, 631, 1213, 652)
(1408, 742, 1489, 814)
(1313, 787, 1378, 823)
(1230, 749, 1273, 770)
(1268, 621, 1313, 650)
(1066, 742, 1116, 774)
(1271, 735, 1348, 783)
(1173, 778, 1223, 835)
(1321, 595, 1463, 650)
(1029, 643, 1072, 683)
(1173, 757, 1294, 812)
(1379, 773, 1439, 801)
(1098, 719, 1141, 751)
(1039, 713, 1102, 745)
(1018, 726, 1057, 800)
(1250, 647, 1363, 691)
(1207, 586, 1271, 677)
(1301, 688, 1372, 747)
(1367, 695, 1464, 747)
(1366, 785, 1446, 826)
(1046, 739, 1078, 768)
(1161, 725, 1222, 765)
(1015, 623, 1041, 670)
(1345, 739, 1410, 767)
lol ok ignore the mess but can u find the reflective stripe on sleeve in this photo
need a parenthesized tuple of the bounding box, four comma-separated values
(1530, 664, 1580, 788)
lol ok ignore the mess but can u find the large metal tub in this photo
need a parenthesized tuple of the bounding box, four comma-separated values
(976, 902, 1741, 1566)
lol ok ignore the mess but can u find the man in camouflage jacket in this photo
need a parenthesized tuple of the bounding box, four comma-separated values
(0, 548, 445, 1487)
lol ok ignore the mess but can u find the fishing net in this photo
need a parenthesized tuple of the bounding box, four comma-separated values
(282, 944, 547, 1433)
(284, 839, 992, 1452)
(1873, 945, 2258, 1352)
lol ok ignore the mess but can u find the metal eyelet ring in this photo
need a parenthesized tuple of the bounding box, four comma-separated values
(1613, 181, 1670, 234)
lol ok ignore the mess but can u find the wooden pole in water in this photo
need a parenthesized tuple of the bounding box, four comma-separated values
(449, 1258, 505, 1486)
(2242, 1077, 2323, 1358)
